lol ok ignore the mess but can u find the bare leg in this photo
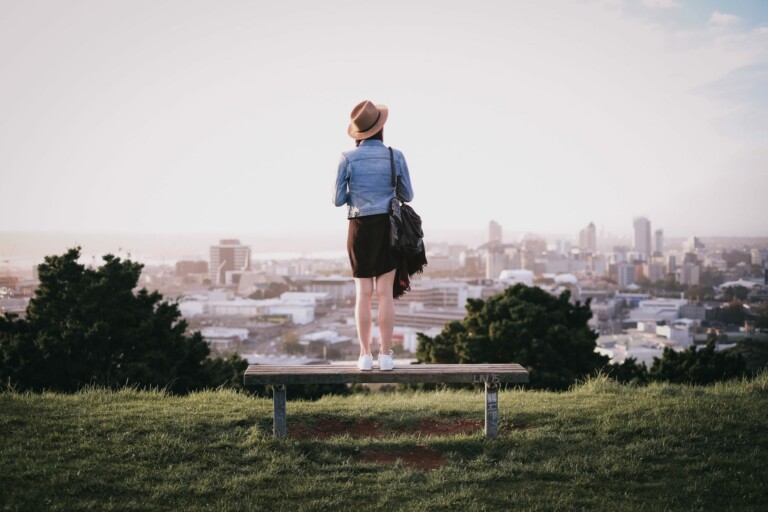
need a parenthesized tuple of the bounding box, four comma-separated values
(354, 277, 375, 355)
(375, 269, 397, 354)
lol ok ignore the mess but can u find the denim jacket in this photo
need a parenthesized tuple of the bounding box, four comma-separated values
(333, 139, 415, 218)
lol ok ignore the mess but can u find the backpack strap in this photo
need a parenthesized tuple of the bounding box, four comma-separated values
(388, 147, 398, 198)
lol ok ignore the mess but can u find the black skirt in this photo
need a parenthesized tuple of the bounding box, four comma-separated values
(347, 214, 397, 278)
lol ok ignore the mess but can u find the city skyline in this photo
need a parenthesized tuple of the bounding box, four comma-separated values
(2, 216, 766, 272)
(1, 1, 767, 240)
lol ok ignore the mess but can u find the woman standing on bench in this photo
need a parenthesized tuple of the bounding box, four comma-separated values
(333, 100, 415, 371)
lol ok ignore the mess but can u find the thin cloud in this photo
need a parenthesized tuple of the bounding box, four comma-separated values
(642, 0, 680, 9)
(710, 11, 740, 25)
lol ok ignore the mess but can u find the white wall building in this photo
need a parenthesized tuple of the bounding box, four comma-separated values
(396, 280, 482, 309)
(300, 330, 352, 346)
(499, 269, 534, 286)
(178, 293, 315, 324)
(627, 298, 687, 323)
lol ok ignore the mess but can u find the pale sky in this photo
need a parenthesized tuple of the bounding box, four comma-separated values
(1, 0, 767, 247)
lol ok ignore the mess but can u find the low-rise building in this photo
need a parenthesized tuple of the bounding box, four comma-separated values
(200, 327, 248, 352)
(395, 280, 482, 309)
(298, 276, 356, 302)
(626, 298, 687, 324)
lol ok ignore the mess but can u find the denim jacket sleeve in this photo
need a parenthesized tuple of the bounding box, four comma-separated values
(333, 155, 349, 207)
(395, 150, 414, 202)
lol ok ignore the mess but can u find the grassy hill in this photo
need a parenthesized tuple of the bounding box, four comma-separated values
(2, 375, 767, 511)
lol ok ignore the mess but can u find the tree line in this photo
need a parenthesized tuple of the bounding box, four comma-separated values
(1, 250, 763, 395)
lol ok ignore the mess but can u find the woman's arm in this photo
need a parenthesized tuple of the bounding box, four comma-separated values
(333, 155, 349, 206)
(396, 151, 414, 202)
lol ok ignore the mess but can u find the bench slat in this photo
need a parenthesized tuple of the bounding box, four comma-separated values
(244, 364, 529, 385)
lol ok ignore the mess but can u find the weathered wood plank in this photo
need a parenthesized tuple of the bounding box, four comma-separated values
(244, 364, 529, 386)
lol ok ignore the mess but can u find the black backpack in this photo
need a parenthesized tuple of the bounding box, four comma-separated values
(388, 147, 424, 256)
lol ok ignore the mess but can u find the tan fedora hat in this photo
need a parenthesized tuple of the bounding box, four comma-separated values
(348, 100, 389, 140)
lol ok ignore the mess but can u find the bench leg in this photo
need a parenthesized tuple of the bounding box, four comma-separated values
(272, 385, 287, 438)
(485, 383, 499, 439)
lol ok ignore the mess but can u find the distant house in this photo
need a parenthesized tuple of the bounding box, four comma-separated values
(200, 327, 248, 352)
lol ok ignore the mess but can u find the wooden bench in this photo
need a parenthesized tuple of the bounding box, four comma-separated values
(243, 363, 529, 439)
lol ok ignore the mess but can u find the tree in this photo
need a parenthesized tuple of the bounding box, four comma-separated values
(417, 284, 608, 390)
(687, 285, 715, 301)
(754, 302, 768, 331)
(723, 286, 749, 302)
(649, 340, 745, 385)
(604, 357, 648, 385)
(281, 331, 305, 355)
(0, 247, 245, 394)
(249, 281, 290, 300)
(722, 301, 747, 326)
(699, 268, 724, 288)
(727, 338, 768, 375)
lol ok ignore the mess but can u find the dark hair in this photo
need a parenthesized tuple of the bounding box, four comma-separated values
(355, 128, 384, 147)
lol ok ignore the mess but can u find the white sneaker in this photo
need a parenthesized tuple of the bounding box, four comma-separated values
(378, 351, 394, 371)
(357, 354, 373, 371)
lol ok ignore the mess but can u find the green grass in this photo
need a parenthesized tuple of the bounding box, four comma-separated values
(2, 375, 768, 511)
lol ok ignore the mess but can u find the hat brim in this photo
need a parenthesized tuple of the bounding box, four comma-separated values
(348, 105, 389, 140)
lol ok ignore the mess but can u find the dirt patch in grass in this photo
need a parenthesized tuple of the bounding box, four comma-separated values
(290, 418, 386, 439)
(411, 418, 483, 436)
(356, 445, 447, 471)
(289, 417, 529, 439)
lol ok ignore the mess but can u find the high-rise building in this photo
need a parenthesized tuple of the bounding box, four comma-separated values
(617, 262, 636, 289)
(645, 262, 665, 284)
(488, 220, 502, 244)
(679, 263, 700, 286)
(685, 236, 705, 253)
(654, 229, 664, 256)
(485, 247, 506, 280)
(633, 217, 652, 261)
(579, 222, 597, 253)
(667, 255, 677, 276)
(209, 239, 251, 286)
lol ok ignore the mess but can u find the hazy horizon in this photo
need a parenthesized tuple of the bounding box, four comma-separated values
(2, 228, 765, 265)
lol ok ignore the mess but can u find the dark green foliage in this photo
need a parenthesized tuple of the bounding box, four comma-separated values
(723, 286, 749, 302)
(721, 301, 747, 326)
(417, 284, 608, 390)
(649, 340, 746, 385)
(753, 301, 768, 330)
(726, 338, 768, 374)
(0, 247, 245, 394)
(604, 357, 649, 385)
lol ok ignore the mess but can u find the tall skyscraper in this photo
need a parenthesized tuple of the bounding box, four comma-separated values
(579, 222, 597, 253)
(654, 229, 664, 256)
(633, 217, 652, 261)
(485, 247, 506, 279)
(209, 239, 251, 286)
(488, 220, 502, 244)
(679, 263, 700, 286)
(616, 262, 635, 289)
